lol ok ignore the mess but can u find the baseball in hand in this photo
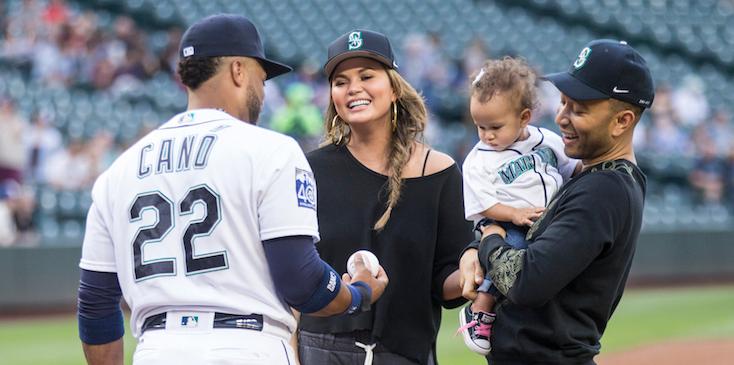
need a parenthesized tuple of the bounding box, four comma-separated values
(347, 250, 380, 277)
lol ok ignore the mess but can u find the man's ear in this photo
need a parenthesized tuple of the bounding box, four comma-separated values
(230, 58, 246, 87)
(611, 109, 636, 137)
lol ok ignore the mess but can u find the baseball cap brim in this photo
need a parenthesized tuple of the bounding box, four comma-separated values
(543, 72, 609, 101)
(324, 50, 394, 79)
(257, 57, 293, 80)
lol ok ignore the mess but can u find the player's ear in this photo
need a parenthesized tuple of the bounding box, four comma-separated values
(229, 57, 247, 87)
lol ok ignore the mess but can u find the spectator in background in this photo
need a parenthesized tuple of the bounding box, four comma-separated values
(157, 26, 183, 75)
(42, 0, 70, 26)
(0, 182, 18, 246)
(648, 112, 689, 157)
(672, 75, 709, 129)
(0, 101, 38, 246)
(294, 61, 330, 109)
(0, 98, 29, 185)
(24, 110, 63, 184)
(650, 83, 675, 121)
(725, 146, 734, 205)
(709, 109, 733, 157)
(86, 131, 119, 176)
(44, 138, 94, 191)
(462, 38, 489, 80)
(270, 82, 323, 152)
(689, 136, 726, 205)
(534, 75, 562, 128)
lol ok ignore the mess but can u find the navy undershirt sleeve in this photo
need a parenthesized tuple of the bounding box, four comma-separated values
(77, 269, 124, 344)
(78, 269, 123, 319)
(262, 235, 330, 307)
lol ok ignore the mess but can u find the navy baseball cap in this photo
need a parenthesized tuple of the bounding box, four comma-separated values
(324, 29, 398, 79)
(544, 39, 654, 108)
(179, 14, 292, 80)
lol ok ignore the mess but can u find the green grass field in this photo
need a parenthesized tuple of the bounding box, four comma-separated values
(1, 285, 733, 365)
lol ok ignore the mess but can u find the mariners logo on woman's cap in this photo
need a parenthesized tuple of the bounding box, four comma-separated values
(544, 39, 654, 108)
(324, 29, 398, 79)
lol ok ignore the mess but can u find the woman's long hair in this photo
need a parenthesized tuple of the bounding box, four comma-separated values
(323, 67, 427, 230)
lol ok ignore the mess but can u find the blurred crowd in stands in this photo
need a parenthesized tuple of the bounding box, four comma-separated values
(1, 0, 733, 246)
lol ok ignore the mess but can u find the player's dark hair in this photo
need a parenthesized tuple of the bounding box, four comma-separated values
(177, 57, 222, 90)
(470, 57, 539, 113)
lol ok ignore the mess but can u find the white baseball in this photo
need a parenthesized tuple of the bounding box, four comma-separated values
(347, 250, 380, 277)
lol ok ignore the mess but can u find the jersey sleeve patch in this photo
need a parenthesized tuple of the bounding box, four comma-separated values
(295, 168, 317, 211)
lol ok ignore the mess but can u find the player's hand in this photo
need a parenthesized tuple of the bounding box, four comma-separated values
(342, 253, 388, 304)
(511, 207, 545, 226)
(459, 248, 483, 301)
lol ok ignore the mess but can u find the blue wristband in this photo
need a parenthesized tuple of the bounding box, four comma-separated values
(345, 281, 372, 315)
(351, 281, 373, 299)
(346, 284, 362, 315)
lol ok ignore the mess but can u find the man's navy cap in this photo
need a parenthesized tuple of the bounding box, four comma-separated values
(179, 14, 292, 80)
(324, 29, 398, 79)
(544, 39, 654, 108)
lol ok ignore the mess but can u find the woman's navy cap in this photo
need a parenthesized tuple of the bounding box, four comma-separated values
(544, 39, 654, 108)
(179, 14, 292, 80)
(324, 29, 398, 79)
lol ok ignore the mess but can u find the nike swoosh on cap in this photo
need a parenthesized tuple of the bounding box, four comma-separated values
(612, 86, 630, 93)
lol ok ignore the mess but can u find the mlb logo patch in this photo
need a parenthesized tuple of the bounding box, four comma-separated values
(295, 168, 317, 211)
(180, 316, 199, 327)
(183, 46, 194, 57)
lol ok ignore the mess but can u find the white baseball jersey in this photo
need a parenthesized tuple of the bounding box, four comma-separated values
(463, 126, 577, 221)
(79, 109, 319, 339)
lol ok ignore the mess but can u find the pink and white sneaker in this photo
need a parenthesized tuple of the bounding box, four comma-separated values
(457, 306, 495, 355)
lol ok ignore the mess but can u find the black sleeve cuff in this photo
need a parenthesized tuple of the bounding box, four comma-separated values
(459, 238, 481, 260)
(478, 234, 507, 271)
(486, 284, 503, 300)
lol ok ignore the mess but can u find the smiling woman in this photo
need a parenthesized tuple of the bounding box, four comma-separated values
(297, 29, 474, 365)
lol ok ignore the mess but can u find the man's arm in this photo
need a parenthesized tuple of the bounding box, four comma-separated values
(78, 269, 124, 365)
(82, 339, 123, 365)
(478, 174, 627, 307)
(263, 236, 388, 316)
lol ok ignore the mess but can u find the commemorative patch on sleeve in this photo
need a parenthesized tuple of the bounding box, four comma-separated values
(295, 168, 317, 211)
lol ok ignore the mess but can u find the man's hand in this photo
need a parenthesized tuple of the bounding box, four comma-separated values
(511, 207, 545, 227)
(342, 253, 388, 304)
(459, 248, 483, 300)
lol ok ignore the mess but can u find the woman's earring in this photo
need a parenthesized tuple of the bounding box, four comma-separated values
(391, 102, 398, 132)
(332, 115, 344, 145)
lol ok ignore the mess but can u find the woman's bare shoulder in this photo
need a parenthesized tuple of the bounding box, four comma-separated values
(418, 143, 455, 175)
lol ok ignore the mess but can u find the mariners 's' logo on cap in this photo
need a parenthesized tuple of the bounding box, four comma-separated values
(348, 31, 363, 50)
(573, 47, 592, 69)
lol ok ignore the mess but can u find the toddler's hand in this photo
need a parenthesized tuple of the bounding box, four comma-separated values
(511, 207, 545, 226)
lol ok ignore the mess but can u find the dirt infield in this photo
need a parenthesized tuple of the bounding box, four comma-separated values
(597, 339, 734, 365)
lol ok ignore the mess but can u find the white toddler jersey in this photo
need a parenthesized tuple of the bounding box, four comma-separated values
(463, 126, 578, 221)
(79, 109, 319, 338)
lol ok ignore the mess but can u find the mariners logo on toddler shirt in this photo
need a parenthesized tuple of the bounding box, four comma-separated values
(296, 168, 317, 210)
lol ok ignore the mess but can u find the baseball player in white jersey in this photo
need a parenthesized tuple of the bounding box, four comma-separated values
(77, 14, 388, 365)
